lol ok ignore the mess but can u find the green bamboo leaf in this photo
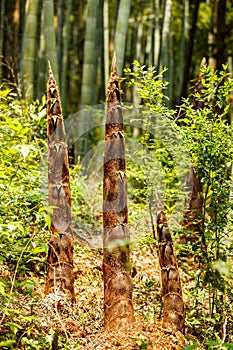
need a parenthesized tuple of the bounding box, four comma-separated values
(182, 345, 199, 350)
(42, 212, 51, 229)
(213, 261, 231, 277)
(4, 308, 20, 317)
(31, 246, 47, 254)
(22, 315, 38, 323)
(5, 322, 22, 334)
(205, 340, 219, 346)
(189, 318, 201, 325)
(0, 281, 5, 295)
(0, 340, 16, 347)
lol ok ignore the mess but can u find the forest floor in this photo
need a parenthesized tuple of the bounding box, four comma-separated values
(0, 228, 200, 350)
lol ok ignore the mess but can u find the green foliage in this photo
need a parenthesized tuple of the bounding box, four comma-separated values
(124, 63, 233, 343)
(124, 61, 190, 223)
(0, 89, 48, 270)
(0, 88, 103, 348)
(125, 60, 169, 107)
(0, 88, 50, 347)
(134, 339, 151, 349)
(138, 234, 157, 251)
(178, 65, 233, 342)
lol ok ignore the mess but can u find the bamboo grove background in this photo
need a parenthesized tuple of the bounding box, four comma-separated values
(1, 0, 232, 109)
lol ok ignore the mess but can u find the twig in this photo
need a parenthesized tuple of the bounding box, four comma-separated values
(222, 315, 227, 344)
(54, 296, 70, 347)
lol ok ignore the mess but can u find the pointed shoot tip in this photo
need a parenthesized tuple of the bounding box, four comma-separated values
(200, 57, 206, 69)
(111, 53, 118, 77)
(155, 191, 164, 210)
(48, 61, 53, 77)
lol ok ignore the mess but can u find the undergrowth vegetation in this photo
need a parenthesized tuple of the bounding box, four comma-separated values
(0, 63, 232, 349)
(125, 62, 233, 348)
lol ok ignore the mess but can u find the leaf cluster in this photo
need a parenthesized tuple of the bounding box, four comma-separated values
(124, 62, 233, 343)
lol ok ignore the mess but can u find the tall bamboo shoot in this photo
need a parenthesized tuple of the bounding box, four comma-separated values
(45, 63, 75, 300)
(156, 192, 185, 333)
(103, 55, 135, 330)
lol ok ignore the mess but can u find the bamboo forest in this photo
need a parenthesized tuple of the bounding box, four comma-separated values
(0, 0, 233, 349)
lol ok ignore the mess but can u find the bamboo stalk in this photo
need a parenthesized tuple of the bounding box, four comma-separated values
(61, 0, 72, 115)
(0, 0, 5, 83)
(37, 4, 46, 98)
(77, 0, 98, 163)
(114, 0, 131, 76)
(22, 0, 39, 102)
(43, 0, 59, 82)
